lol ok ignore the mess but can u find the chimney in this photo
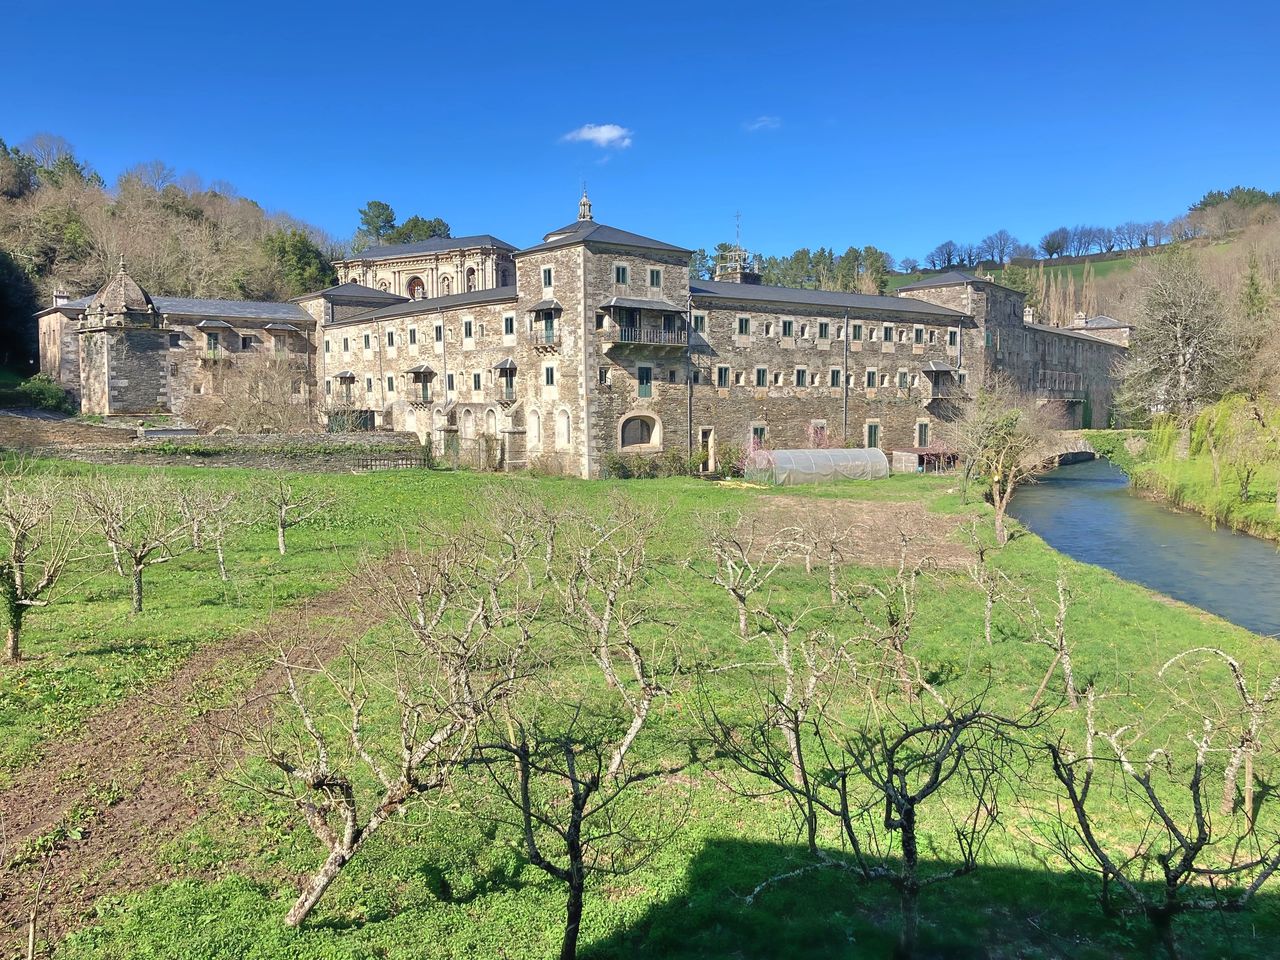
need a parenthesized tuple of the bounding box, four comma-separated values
(53, 289, 70, 307)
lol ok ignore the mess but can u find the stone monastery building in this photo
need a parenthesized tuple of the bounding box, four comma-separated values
(38, 194, 1124, 478)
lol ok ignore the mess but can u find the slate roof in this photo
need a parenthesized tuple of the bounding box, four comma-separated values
(896, 270, 1021, 294)
(689, 279, 969, 319)
(42, 294, 310, 322)
(1074, 314, 1131, 329)
(341, 234, 517, 262)
(88, 264, 155, 315)
(337, 285, 519, 325)
(519, 220, 692, 256)
(290, 282, 407, 305)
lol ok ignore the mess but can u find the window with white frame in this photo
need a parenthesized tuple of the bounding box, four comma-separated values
(542, 266, 553, 288)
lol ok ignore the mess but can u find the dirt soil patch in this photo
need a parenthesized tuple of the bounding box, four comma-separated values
(0, 588, 362, 954)
(0, 411, 138, 451)
(749, 495, 974, 571)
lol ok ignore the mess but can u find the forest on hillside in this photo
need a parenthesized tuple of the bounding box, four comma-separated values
(0, 134, 338, 369)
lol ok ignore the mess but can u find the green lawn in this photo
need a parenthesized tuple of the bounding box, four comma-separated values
(4, 463, 1279, 958)
(888, 257, 1138, 295)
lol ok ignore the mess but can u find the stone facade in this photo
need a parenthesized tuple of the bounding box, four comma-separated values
(332, 236, 517, 299)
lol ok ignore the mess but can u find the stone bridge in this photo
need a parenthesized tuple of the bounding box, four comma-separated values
(1044, 430, 1096, 466)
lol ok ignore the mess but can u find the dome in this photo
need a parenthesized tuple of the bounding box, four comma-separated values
(86, 257, 155, 316)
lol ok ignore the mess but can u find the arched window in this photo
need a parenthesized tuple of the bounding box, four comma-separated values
(440, 275, 452, 296)
(620, 416, 654, 448)
(462, 409, 475, 438)
(500, 267, 511, 286)
(556, 409, 571, 450)
(466, 267, 477, 292)
(406, 276, 424, 299)
(528, 410, 541, 448)
(485, 409, 497, 435)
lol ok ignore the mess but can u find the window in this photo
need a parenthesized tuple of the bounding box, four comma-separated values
(504, 315, 515, 336)
(752, 425, 767, 446)
(638, 366, 653, 398)
(958, 371, 968, 387)
(917, 421, 930, 446)
(898, 371, 909, 389)
(206, 332, 220, 350)
(545, 365, 555, 387)
(795, 368, 808, 387)
(408, 327, 417, 345)
(799, 324, 808, 338)
(325, 379, 331, 395)
(241, 335, 252, 350)
(865, 368, 877, 389)
(866, 423, 880, 448)
(387, 375, 395, 392)
(914, 327, 924, 344)
(692, 368, 700, 384)
(542, 267, 553, 288)
(168, 362, 177, 376)
(615, 264, 629, 284)
(734, 371, 744, 386)
(447, 373, 455, 391)
(717, 366, 730, 388)
(472, 372, 481, 391)
(649, 268, 662, 287)
(948, 329, 958, 347)
(764, 322, 773, 337)
(621, 416, 653, 448)
(898, 328, 908, 343)
(528, 410, 541, 447)
(928, 329, 937, 344)
(883, 325, 893, 342)
(755, 367, 767, 388)
(595, 312, 605, 330)
(478, 323, 486, 339)
(830, 368, 841, 388)
(782, 319, 794, 337)
(359, 333, 368, 350)
(738, 316, 751, 335)
(435, 325, 443, 343)
(599, 366, 609, 385)
(170, 333, 181, 348)
(365, 377, 373, 392)
(557, 409, 571, 449)
(773, 372, 782, 386)
(818, 322, 830, 340)
(464, 320, 473, 339)
(692, 314, 706, 333)
(851, 324, 863, 341)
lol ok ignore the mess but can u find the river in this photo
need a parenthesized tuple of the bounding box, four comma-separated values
(1007, 458, 1280, 637)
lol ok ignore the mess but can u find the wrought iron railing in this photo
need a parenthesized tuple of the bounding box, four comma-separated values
(605, 326, 688, 346)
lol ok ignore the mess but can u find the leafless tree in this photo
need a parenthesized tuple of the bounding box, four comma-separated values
(694, 512, 797, 638)
(0, 463, 89, 661)
(235, 520, 539, 928)
(841, 540, 928, 700)
(18, 133, 74, 170)
(1160, 648, 1280, 827)
(184, 352, 318, 435)
(1024, 574, 1079, 709)
(979, 229, 1016, 265)
(174, 485, 246, 581)
(475, 502, 685, 960)
(1044, 687, 1280, 959)
(706, 637, 1028, 960)
(953, 376, 1062, 545)
(83, 476, 193, 613)
(269, 476, 331, 556)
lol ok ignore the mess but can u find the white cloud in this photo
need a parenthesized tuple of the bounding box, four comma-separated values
(743, 115, 781, 132)
(561, 123, 634, 149)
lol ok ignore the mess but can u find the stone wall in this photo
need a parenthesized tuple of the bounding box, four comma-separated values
(78, 327, 171, 415)
(334, 245, 516, 299)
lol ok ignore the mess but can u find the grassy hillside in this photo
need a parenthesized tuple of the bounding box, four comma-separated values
(2, 463, 1278, 958)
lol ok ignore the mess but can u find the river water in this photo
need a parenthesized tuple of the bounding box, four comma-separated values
(1007, 458, 1280, 637)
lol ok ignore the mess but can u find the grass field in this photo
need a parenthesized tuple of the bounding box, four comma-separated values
(887, 256, 1138, 294)
(3, 461, 1279, 959)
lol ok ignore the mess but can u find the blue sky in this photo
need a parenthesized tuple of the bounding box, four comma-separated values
(6, 0, 1278, 263)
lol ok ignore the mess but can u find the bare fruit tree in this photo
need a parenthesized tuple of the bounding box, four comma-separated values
(1044, 686, 1280, 959)
(83, 475, 193, 613)
(1159, 647, 1280, 828)
(237, 520, 539, 928)
(475, 502, 685, 960)
(175, 484, 243, 581)
(0, 463, 89, 661)
(269, 475, 331, 556)
(1024, 574, 1080, 709)
(694, 511, 796, 638)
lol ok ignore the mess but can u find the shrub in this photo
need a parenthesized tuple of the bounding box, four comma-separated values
(17, 373, 73, 413)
